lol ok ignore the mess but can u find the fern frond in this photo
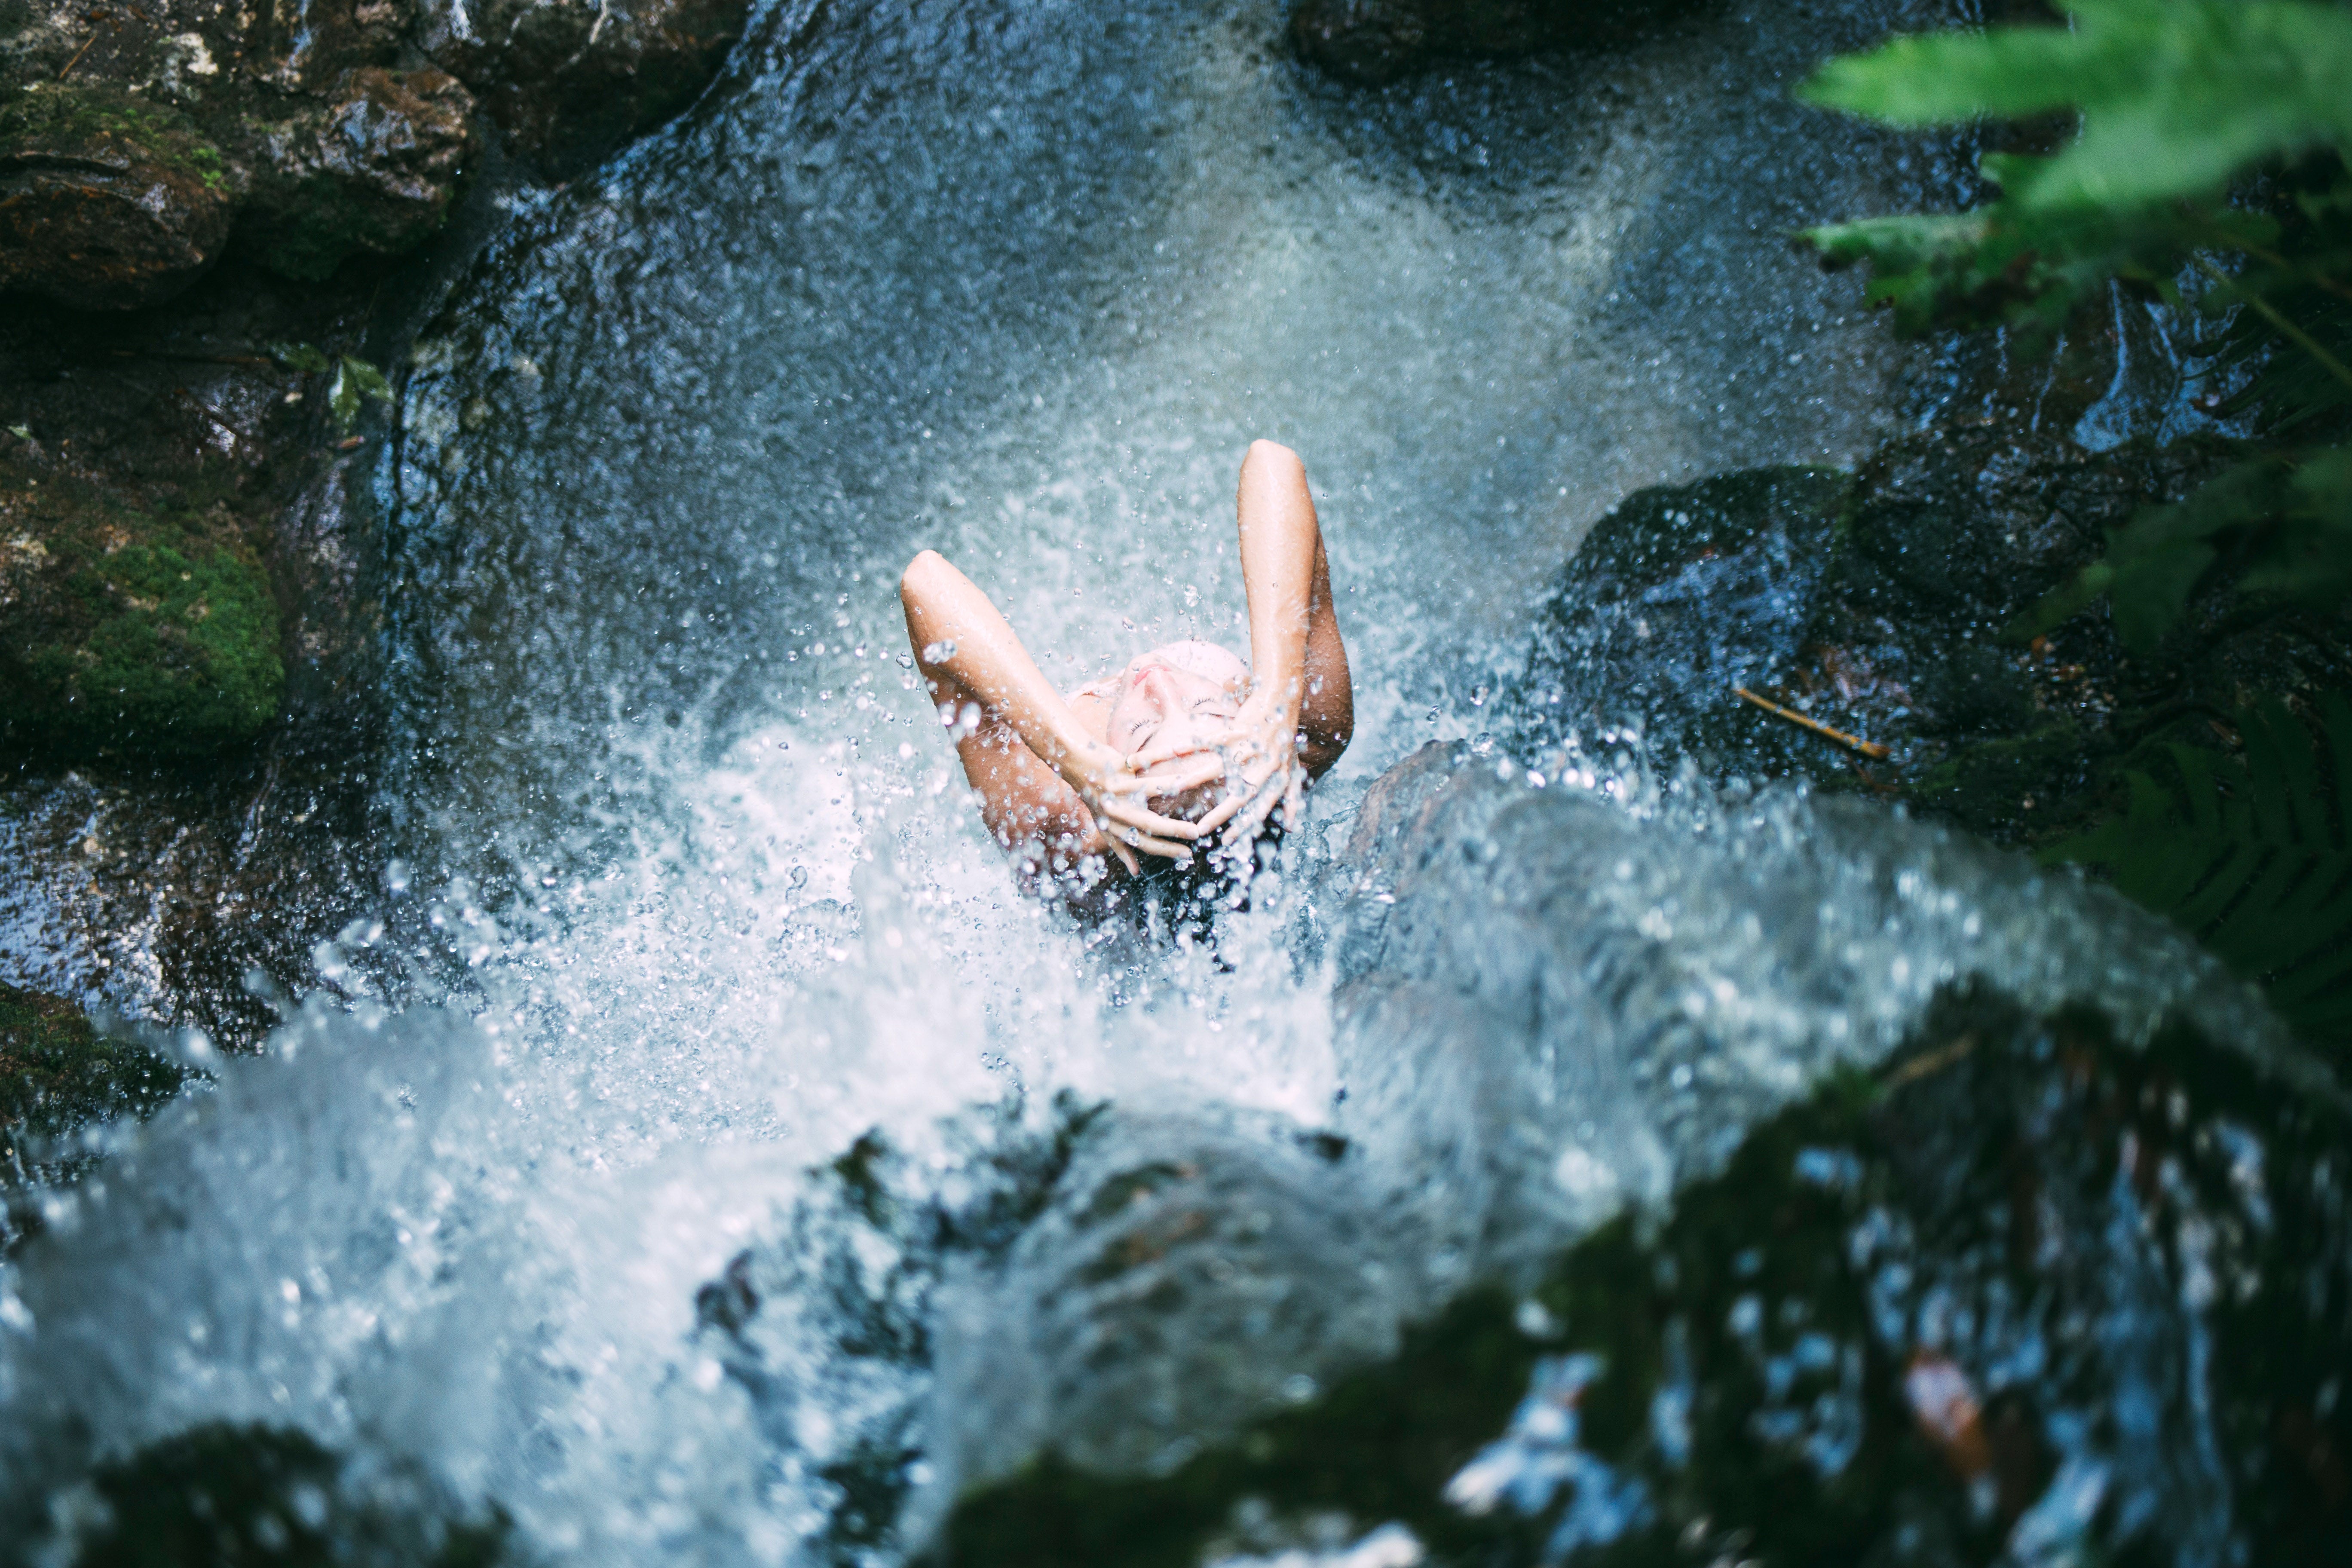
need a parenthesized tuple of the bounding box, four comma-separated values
(2044, 695, 2352, 1051)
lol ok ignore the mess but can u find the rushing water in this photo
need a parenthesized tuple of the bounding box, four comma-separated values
(2, 3, 2322, 1565)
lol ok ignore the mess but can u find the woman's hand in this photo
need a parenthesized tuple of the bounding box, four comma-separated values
(1056, 738, 1224, 874)
(1138, 691, 1305, 851)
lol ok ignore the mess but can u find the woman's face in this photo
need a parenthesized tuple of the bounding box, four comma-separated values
(1104, 640, 1248, 814)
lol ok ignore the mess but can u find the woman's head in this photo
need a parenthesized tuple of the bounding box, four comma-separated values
(1103, 640, 1248, 815)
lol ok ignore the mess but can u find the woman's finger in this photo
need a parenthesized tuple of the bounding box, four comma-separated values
(1109, 837, 1140, 876)
(1136, 754, 1225, 796)
(1099, 799, 1207, 840)
(1130, 733, 1222, 769)
(1191, 786, 1252, 836)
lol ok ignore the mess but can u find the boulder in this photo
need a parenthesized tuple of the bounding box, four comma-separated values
(0, 458, 284, 757)
(0, 84, 237, 309)
(1503, 424, 2292, 837)
(236, 66, 478, 281)
(420, 0, 751, 171)
(1290, 0, 1681, 86)
(931, 984, 2352, 1568)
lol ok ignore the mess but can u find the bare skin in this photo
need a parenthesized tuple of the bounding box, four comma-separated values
(901, 439, 1352, 891)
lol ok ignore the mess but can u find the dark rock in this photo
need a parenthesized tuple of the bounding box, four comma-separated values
(0, 977, 184, 1152)
(0, 456, 284, 757)
(421, 0, 750, 171)
(1, 977, 185, 1248)
(29, 1421, 515, 1568)
(1507, 465, 1853, 776)
(0, 84, 237, 309)
(932, 984, 2352, 1568)
(1290, 0, 1682, 86)
(1504, 424, 2291, 819)
(235, 66, 478, 281)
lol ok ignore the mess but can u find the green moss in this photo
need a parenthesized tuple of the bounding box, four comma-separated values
(0, 84, 226, 191)
(1, 464, 283, 758)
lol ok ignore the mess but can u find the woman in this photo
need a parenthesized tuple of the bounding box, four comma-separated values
(900, 439, 1352, 902)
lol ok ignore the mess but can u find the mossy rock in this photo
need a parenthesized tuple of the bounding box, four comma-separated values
(0, 83, 237, 309)
(0, 978, 184, 1178)
(930, 984, 2352, 1567)
(0, 460, 283, 757)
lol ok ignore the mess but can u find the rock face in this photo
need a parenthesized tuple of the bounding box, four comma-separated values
(237, 66, 477, 280)
(0, 86, 237, 310)
(1501, 420, 2336, 842)
(420, 0, 752, 171)
(0, 0, 750, 306)
(1290, 0, 1683, 86)
(0, 458, 283, 756)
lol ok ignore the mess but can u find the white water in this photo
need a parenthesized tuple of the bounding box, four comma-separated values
(0, 2, 2277, 1562)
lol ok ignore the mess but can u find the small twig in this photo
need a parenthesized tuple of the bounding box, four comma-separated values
(57, 33, 98, 79)
(1734, 686, 1890, 760)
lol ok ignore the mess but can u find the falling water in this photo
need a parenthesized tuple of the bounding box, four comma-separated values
(1, 3, 2311, 1565)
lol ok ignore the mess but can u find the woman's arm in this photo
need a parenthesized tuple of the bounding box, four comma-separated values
(1152, 441, 1350, 840)
(900, 550, 1215, 870)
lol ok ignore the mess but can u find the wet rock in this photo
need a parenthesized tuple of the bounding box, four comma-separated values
(236, 66, 477, 281)
(1, 977, 185, 1250)
(1290, 0, 1682, 86)
(1502, 423, 2309, 835)
(1507, 465, 1852, 779)
(0, 84, 237, 309)
(931, 984, 2352, 1568)
(0, 978, 184, 1157)
(925, 1109, 1421, 1504)
(0, 457, 283, 757)
(420, 0, 750, 171)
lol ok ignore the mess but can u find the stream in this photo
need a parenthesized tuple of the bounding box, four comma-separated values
(4, 3, 2340, 1565)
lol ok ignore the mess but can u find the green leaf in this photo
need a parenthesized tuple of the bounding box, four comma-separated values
(1801, 0, 2352, 211)
(328, 356, 394, 432)
(266, 341, 333, 374)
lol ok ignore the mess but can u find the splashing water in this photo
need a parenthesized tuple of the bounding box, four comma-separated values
(0, 3, 2297, 1565)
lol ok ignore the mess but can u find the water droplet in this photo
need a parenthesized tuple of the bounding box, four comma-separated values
(1426, 708, 1441, 725)
(1182, 584, 1200, 608)
(776, 738, 790, 750)
(1470, 685, 1489, 707)
(788, 866, 808, 891)
(897, 652, 913, 668)
(922, 639, 957, 662)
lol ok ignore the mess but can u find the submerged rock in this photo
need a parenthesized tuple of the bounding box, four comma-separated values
(0, 458, 283, 757)
(0, 85, 237, 309)
(930, 983, 2352, 1568)
(1290, 0, 1684, 86)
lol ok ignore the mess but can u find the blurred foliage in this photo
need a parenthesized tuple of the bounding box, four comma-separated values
(2043, 694, 2352, 1045)
(1800, 0, 2352, 653)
